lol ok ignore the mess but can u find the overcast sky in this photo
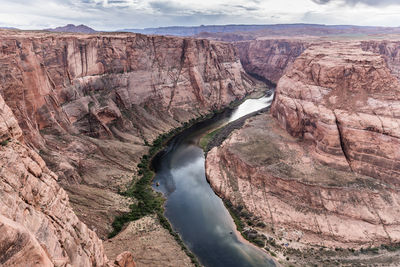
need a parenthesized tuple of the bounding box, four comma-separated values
(1, 0, 400, 30)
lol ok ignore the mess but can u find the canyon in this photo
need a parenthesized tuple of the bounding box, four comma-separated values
(2, 24, 400, 267)
(0, 28, 262, 266)
(206, 39, 400, 264)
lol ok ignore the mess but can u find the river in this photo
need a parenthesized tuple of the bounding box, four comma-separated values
(152, 92, 275, 267)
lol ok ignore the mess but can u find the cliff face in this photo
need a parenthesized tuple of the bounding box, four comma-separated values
(0, 94, 108, 266)
(235, 39, 309, 84)
(206, 113, 400, 249)
(271, 41, 400, 184)
(361, 40, 400, 80)
(206, 40, 400, 253)
(0, 29, 260, 264)
(0, 31, 255, 148)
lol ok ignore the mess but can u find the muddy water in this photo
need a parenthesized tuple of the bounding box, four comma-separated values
(152, 94, 275, 267)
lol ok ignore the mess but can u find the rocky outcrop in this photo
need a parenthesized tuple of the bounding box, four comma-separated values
(0, 29, 260, 264)
(114, 251, 136, 267)
(104, 215, 193, 267)
(206, 40, 400, 253)
(206, 113, 400, 249)
(271, 41, 400, 185)
(361, 41, 400, 80)
(235, 39, 309, 84)
(0, 94, 109, 266)
(0, 31, 256, 147)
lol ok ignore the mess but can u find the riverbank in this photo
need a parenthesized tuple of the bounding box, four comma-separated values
(199, 90, 274, 152)
(108, 89, 271, 266)
(201, 108, 280, 259)
(205, 111, 400, 266)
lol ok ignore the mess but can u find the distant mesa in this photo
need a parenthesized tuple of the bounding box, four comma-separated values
(45, 24, 97, 33)
(0, 26, 19, 30)
(120, 24, 284, 36)
(121, 23, 400, 39)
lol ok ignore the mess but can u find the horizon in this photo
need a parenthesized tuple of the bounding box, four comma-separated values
(2, 22, 400, 32)
(1, 0, 400, 31)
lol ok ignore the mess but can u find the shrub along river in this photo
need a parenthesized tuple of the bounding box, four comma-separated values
(152, 93, 275, 267)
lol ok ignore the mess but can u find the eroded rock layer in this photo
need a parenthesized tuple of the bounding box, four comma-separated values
(271, 41, 400, 185)
(206, 113, 400, 249)
(235, 39, 309, 84)
(0, 31, 256, 149)
(0, 94, 108, 266)
(206, 41, 400, 250)
(0, 29, 261, 265)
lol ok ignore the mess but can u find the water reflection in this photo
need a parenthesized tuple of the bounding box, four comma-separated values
(153, 93, 275, 267)
(229, 92, 274, 122)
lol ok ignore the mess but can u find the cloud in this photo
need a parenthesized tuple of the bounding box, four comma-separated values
(311, 0, 330, 4)
(1, 0, 400, 30)
(311, 0, 400, 6)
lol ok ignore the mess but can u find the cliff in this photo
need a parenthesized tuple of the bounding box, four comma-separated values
(361, 40, 400, 80)
(271, 41, 400, 184)
(235, 39, 309, 84)
(206, 113, 400, 248)
(0, 31, 255, 149)
(0, 94, 109, 266)
(0, 29, 261, 264)
(205, 40, 400, 264)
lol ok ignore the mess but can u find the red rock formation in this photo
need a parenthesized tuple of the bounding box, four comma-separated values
(235, 39, 309, 84)
(361, 40, 400, 80)
(206, 113, 400, 249)
(206, 40, 400, 252)
(0, 29, 260, 264)
(0, 94, 109, 266)
(115, 251, 136, 267)
(0, 30, 256, 148)
(271, 41, 400, 185)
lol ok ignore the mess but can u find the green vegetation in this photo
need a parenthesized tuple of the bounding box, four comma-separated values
(224, 200, 245, 232)
(381, 243, 400, 252)
(224, 200, 267, 248)
(199, 128, 221, 151)
(0, 138, 10, 146)
(109, 119, 205, 266)
(108, 91, 269, 265)
(360, 246, 379, 254)
(108, 109, 233, 266)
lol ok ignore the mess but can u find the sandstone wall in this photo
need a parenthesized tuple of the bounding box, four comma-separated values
(206, 113, 400, 249)
(0, 31, 256, 148)
(361, 40, 400, 80)
(206, 40, 400, 251)
(271, 41, 400, 185)
(235, 39, 309, 84)
(0, 29, 260, 263)
(0, 94, 108, 266)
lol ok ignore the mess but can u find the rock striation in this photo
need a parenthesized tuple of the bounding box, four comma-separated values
(0, 30, 257, 157)
(206, 40, 400, 251)
(271, 41, 400, 184)
(0, 29, 260, 264)
(235, 39, 309, 85)
(206, 112, 400, 249)
(0, 94, 109, 266)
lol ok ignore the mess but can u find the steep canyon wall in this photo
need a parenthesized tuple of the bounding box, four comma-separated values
(206, 40, 400, 252)
(0, 94, 108, 266)
(235, 39, 309, 85)
(0, 29, 261, 265)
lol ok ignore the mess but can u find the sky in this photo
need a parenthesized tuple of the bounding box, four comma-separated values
(1, 0, 400, 30)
